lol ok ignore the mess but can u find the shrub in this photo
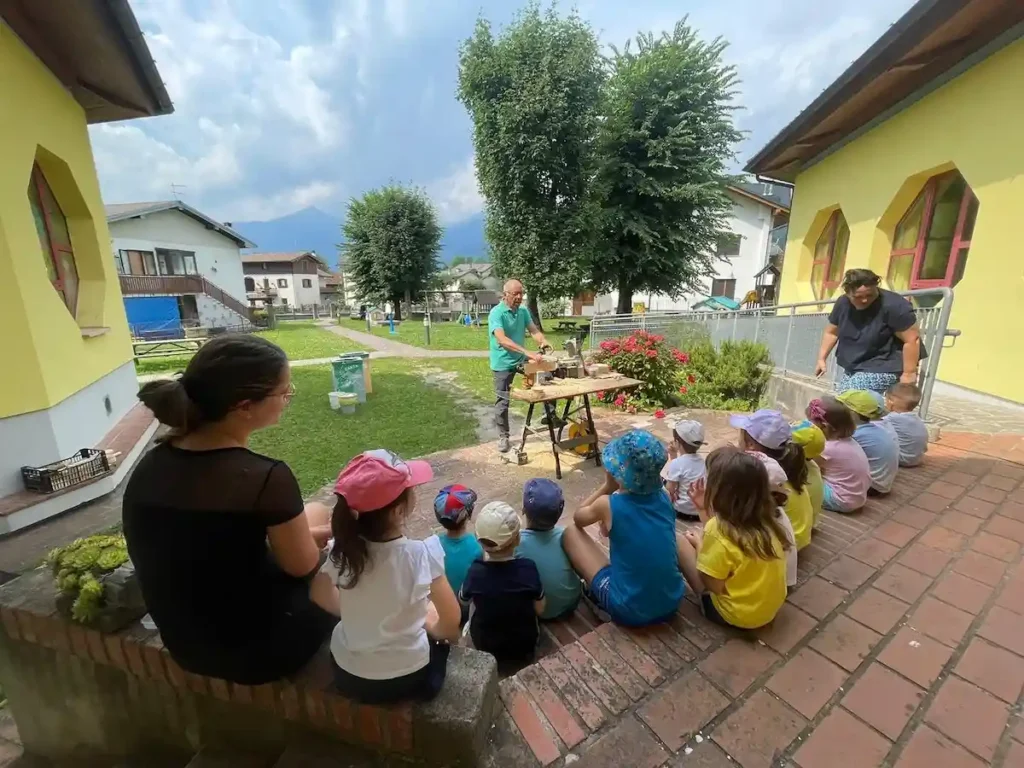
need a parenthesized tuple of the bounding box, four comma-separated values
(540, 298, 568, 319)
(47, 535, 129, 624)
(676, 340, 772, 411)
(594, 331, 690, 410)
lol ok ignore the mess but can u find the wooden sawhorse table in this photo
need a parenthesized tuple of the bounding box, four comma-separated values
(511, 375, 642, 479)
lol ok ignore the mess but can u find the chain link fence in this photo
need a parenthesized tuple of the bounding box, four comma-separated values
(588, 288, 957, 420)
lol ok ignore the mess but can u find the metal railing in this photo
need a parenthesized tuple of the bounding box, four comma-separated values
(588, 288, 957, 420)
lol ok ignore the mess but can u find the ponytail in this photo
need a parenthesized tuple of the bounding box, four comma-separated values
(138, 378, 202, 439)
(329, 488, 410, 589)
(773, 442, 808, 494)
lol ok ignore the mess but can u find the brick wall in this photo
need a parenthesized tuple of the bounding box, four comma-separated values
(0, 569, 496, 766)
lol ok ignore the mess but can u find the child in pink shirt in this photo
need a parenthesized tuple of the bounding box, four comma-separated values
(807, 397, 870, 514)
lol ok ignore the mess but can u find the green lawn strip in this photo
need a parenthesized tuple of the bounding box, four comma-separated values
(134, 322, 367, 376)
(337, 317, 577, 351)
(249, 362, 478, 496)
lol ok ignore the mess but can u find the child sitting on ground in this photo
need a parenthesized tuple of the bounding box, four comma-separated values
(433, 484, 482, 626)
(790, 421, 827, 527)
(731, 409, 813, 552)
(676, 447, 789, 629)
(838, 390, 900, 496)
(460, 502, 545, 667)
(806, 397, 870, 514)
(884, 383, 929, 467)
(661, 420, 706, 520)
(561, 430, 694, 627)
(515, 478, 582, 620)
(327, 450, 462, 705)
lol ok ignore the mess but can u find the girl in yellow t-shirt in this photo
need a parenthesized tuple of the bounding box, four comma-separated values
(679, 447, 789, 630)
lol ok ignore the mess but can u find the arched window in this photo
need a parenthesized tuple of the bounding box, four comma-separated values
(244, 276, 255, 292)
(888, 170, 978, 291)
(28, 164, 79, 316)
(811, 210, 849, 300)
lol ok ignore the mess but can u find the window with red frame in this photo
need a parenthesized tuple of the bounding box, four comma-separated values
(28, 164, 79, 316)
(810, 210, 850, 300)
(888, 170, 978, 291)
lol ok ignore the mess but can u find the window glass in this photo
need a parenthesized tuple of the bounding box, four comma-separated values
(28, 178, 58, 283)
(828, 217, 850, 284)
(893, 192, 925, 250)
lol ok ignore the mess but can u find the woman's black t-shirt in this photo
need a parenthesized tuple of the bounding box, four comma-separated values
(828, 290, 921, 374)
(122, 443, 335, 684)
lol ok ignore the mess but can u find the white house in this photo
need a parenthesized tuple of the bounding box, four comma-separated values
(588, 182, 792, 314)
(107, 201, 255, 334)
(242, 251, 327, 308)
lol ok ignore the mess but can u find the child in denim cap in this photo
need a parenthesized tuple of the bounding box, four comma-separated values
(562, 430, 690, 627)
(433, 484, 482, 625)
(516, 478, 582, 620)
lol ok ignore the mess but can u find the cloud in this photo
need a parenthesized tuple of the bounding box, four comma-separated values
(91, 0, 917, 226)
(428, 157, 485, 224)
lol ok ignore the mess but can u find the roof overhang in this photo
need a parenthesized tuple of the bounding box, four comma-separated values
(107, 202, 255, 248)
(1, 0, 173, 123)
(745, 0, 1024, 183)
(726, 185, 790, 214)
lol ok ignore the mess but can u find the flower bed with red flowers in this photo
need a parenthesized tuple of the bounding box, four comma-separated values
(593, 331, 690, 412)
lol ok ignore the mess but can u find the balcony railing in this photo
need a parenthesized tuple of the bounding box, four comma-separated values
(119, 274, 204, 295)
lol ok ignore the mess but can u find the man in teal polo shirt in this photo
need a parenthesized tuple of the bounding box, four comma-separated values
(489, 279, 549, 452)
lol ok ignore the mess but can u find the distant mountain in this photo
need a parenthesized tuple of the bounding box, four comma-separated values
(233, 207, 489, 268)
(234, 207, 341, 267)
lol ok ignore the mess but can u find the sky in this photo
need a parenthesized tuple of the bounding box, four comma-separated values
(89, 0, 919, 226)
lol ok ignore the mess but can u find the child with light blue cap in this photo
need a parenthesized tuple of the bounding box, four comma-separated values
(562, 430, 696, 627)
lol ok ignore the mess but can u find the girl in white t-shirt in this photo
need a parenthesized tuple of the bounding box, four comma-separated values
(326, 450, 462, 704)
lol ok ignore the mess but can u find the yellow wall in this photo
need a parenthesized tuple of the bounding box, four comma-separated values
(0, 23, 133, 419)
(780, 37, 1024, 403)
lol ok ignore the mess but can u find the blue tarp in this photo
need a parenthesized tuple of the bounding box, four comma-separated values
(692, 296, 742, 311)
(124, 297, 182, 338)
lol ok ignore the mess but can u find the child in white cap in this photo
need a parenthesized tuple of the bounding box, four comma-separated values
(661, 420, 706, 520)
(460, 502, 546, 668)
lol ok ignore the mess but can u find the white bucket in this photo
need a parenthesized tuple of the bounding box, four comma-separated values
(328, 391, 342, 410)
(336, 392, 358, 414)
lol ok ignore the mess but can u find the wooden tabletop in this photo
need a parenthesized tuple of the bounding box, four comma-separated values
(511, 375, 642, 404)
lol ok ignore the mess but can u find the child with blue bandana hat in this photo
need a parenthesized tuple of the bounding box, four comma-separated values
(562, 430, 695, 626)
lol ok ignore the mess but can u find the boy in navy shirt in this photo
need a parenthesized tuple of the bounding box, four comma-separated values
(461, 502, 545, 668)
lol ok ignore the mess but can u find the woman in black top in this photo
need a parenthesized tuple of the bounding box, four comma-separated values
(814, 269, 923, 394)
(123, 334, 338, 685)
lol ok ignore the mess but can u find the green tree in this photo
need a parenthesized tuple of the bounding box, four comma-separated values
(592, 20, 742, 313)
(457, 2, 602, 330)
(341, 186, 442, 320)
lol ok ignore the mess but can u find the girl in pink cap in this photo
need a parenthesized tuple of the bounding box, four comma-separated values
(326, 450, 462, 704)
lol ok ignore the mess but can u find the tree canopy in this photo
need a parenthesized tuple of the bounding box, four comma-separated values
(591, 21, 741, 313)
(457, 2, 603, 328)
(341, 185, 442, 319)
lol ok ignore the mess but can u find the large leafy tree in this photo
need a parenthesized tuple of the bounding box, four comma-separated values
(458, 2, 602, 330)
(592, 21, 742, 313)
(341, 186, 442, 320)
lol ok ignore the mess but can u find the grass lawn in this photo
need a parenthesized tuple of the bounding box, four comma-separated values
(338, 317, 580, 352)
(135, 322, 368, 376)
(249, 361, 478, 495)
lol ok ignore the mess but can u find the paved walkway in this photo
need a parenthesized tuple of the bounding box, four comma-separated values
(319, 322, 489, 359)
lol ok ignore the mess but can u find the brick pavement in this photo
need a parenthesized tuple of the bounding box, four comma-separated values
(478, 428, 1024, 767)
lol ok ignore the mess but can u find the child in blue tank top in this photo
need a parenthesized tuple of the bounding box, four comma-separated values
(562, 430, 697, 627)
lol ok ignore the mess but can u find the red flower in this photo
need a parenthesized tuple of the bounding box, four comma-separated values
(614, 394, 626, 407)
(645, 349, 657, 358)
(679, 385, 688, 394)
(596, 391, 606, 399)
(687, 374, 696, 384)
(651, 334, 665, 343)
(599, 339, 620, 352)
(654, 410, 666, 419)
(623, 340, 637, 353)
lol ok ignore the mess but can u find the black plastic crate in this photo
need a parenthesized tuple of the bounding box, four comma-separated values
(21, 449, 111, 494)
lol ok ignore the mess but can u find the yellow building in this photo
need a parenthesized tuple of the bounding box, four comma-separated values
(746, 0, 1024, 404)
(0, 4, 171, 520)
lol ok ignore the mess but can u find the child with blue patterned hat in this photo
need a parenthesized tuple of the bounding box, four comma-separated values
(562, 430, 694, 627)
(433, 484, 482, 625)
